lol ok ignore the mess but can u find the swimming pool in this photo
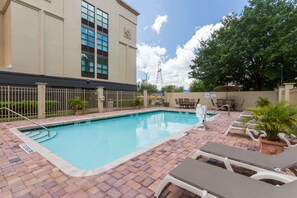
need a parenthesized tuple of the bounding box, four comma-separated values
(19, 110, 214, 174)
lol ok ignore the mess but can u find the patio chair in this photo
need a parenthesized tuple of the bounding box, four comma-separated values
(189, 99, 196, 108)
(175, 98, 179, 106)
(210, 98, 216, 106)
(184, 98, 190, 108)
(155, 158, 297, 198)
(216, 99, 225, 109)
(178, 98, 184, 108)
(192, 141, 297, 178)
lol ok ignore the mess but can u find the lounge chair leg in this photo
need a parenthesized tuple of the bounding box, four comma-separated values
(223, 157, 234, 172)
(192, 150, 203, 160)
(202, 190, 208, 198)
(224, 126, 231, 136)
(155, 175, 171, 198)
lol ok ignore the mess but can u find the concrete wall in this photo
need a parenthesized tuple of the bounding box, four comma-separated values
(0, 12, 3, 66)
(289, 88, 297, 106)
(166, 91, 278, 110)
(0, 0, 138, 87)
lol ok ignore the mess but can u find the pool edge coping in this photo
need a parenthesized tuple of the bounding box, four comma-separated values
(9, 108, 219, 177)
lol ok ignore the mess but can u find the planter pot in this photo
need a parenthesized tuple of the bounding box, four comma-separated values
(164, 102, 169, 107)
(260, 138, 285, 155)
(75, 110, 83, 116)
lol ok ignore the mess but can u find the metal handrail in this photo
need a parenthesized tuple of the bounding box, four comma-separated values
(211, 104, 231, 116)
(0, 107, 50, 137)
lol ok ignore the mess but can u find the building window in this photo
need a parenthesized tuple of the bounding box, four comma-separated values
(81, 1, 95, 28)
(97, 33, 108, 56)
(97, 9, 108, 33)
(81, 27, 95, 53)
(81, 53, 95, 78)
(97, 56, 108, 79)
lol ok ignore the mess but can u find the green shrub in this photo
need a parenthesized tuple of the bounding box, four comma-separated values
(45, 100, 59, 113)
(255, 97, 271, 107)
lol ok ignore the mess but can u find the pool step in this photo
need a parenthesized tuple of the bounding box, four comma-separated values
(25, 130, 58, 143)
(37, 131, 58, 143)
(27, 131, 41, 138)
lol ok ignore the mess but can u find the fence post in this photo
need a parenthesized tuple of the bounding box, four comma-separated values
(97, 87, 104, 113)
(7, 86, 10, 121)
(36, 82, 47, 119)
(116, 91, 119, 109)
(143, 89, 148, 108)
(284, 83, 295, 102)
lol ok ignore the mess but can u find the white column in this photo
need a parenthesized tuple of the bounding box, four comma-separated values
(284, 83, 295, 101)
(36, 82, 47, 119)
(143, 89, 148, 108)
(97, 87, 104, 113)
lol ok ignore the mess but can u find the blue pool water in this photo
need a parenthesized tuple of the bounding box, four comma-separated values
(29, 111, 208, 170)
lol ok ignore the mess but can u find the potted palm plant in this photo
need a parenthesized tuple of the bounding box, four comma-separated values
(134, 97, 142, 109)
(69, 96, 87, 115)
(244, 101, 297, 154)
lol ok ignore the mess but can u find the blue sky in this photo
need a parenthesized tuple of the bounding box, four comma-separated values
(124, 0, 249, 89)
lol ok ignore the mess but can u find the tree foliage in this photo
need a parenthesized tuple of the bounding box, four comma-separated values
(189, 80, 214, 92)
(162, 85, 184, 93)
(137, 80, 158, 94)
(189, 0, 297, 91)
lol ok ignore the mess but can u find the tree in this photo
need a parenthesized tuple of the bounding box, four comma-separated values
(189, 80, 214, 92)
(137, 80, 157, 94)
(162, 85, 184, 93)
(189, 0, 297, 91)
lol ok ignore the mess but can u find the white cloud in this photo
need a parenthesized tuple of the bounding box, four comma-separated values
(144, 26, 149, 30)
(151, 15, 168, 34)
(137, 22, 222, 89)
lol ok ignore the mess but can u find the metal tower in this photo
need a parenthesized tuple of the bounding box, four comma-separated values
(156, 62, 164, 89)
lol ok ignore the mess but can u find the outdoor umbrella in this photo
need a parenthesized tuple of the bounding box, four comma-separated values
(213, 85, 240, 99)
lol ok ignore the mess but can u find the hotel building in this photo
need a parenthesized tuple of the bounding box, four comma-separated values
(0, 0, 139, 90)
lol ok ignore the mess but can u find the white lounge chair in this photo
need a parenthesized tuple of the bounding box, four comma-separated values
(278, 133, 297, 148)
(155, 158, 296, 198)
(224, 120, 266, 141)
(192, 142, 297, 179)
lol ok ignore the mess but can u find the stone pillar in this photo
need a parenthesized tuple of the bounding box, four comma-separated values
(278, 86, 285, 102)
(284, 83, 295, 101)
(97, 87, 104, 113)
(143, 89, 148, 108)
(36, 82, 47, 119)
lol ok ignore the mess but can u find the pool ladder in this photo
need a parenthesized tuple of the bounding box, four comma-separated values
(0, 107, 57, 142)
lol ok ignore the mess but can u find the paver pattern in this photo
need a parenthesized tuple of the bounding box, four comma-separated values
(0, 108, 260, 198)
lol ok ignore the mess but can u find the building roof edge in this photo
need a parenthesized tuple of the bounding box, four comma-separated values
(116, 0, 139, 16)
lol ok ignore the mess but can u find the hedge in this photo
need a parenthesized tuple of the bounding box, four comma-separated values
(0, 100, 59, 115)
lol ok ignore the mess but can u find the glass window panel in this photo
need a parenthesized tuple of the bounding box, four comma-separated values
(82, 13, 87, 19)
(87, 35, 94, 40)
(103, 70, 108, 74)
(90, 67, 94, 72)
(89, 11, 94, 16)
(103, 65, 108, 69)
(81, 40, 87, 45)
(88, 42, 94, 47)
(103, 47, 108, 52)
(81, 60, 86, 65)
(82, 66, 86, 71)
(103, 18, 107, 24)
(81, 34, 87, 40)
(81, 7, 87, 13)
(82, 1, 87, 8)
(103, 59, 108, 64)
(103, 13, 108, 19)
(88, 4, 94, 11)
(88, 30, 94, 36)
(97, 40, 103, 45)
(97, 33, 103, 39)
(98, 46, 103, 50)
(89, 61, 94, 66)
(97, 10, 102, 16)
(103, 42, 107, 47)
(81, 27, 87, 34)
(97, 64, 102, 69)
(103, 24, 108, 29)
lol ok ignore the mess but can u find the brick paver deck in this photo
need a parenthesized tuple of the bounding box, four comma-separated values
(0, 108, 260, 198)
